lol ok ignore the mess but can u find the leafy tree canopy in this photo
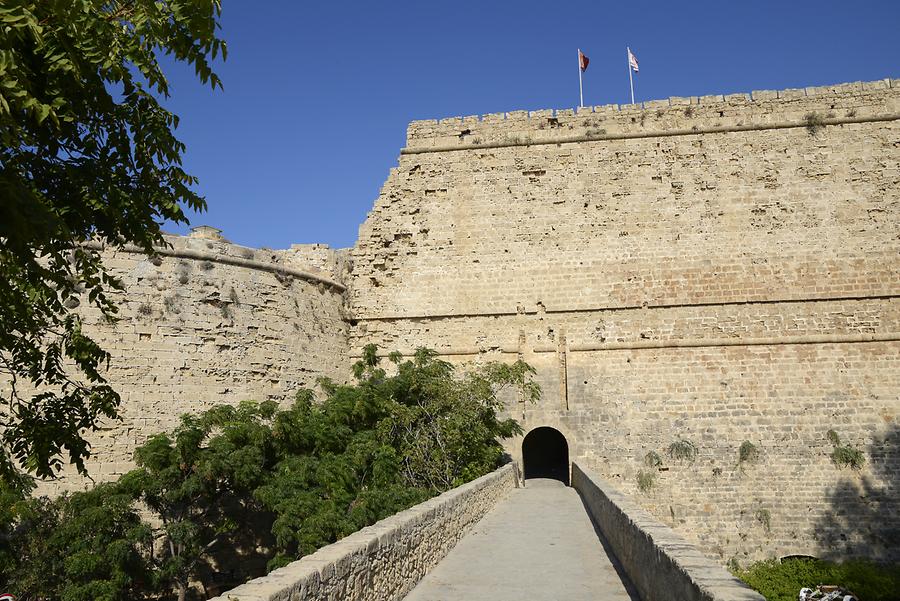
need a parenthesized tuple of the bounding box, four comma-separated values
(119, 346, 537, 597)
(0, 1, 225, 481)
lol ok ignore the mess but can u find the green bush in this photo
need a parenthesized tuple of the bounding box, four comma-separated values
(826, 430, 866, 470)
(636, 470, 655, 493)
(738, 441, 759, 466)
(667, 439, 698, 463)
(644, 451, 662, 468)
(735, 558, 900, 601)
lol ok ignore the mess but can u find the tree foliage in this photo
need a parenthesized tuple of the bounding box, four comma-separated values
(0, 346, 535, 599)
(0, 0, 225, 479)
(1, 479, 152, 601)
(119, 401, 278, 601)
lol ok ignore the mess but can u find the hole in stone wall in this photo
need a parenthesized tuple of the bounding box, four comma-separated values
(522, 427, 569, 485)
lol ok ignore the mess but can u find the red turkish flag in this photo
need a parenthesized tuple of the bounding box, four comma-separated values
(578, 50, 589, 72)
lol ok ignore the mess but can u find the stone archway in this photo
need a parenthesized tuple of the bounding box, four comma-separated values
(522, 426, 569, 485)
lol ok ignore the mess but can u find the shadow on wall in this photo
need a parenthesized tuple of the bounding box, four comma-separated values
(814, 425, 899, 563)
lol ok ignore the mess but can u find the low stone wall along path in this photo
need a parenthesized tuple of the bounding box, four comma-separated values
(402, 478, 639, 601)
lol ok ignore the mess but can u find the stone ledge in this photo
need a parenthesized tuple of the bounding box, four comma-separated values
(572, 463, 765, 601)
(81, 237, 346, 292)
(209, 463, 518, 601)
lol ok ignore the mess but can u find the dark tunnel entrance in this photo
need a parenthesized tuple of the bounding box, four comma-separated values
(522, 427, 569, 485)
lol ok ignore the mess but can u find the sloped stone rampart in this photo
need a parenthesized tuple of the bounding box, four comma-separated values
(208, 463, 518, 601)
(573, 463, 764, 601)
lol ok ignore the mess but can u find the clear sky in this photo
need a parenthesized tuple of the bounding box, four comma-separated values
(160, 0, 900, 250)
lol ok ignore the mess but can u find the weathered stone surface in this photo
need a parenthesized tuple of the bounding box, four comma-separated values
(573, 463, 764, 601)
(28, 231, 350, 495)
(207, 464, 517, 601)
(349, 80, 900, 564)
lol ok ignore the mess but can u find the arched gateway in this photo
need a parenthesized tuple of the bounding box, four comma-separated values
(522, 427, 569, 485)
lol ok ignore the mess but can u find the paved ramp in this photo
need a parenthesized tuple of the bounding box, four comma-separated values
(403, 478, 640, 601)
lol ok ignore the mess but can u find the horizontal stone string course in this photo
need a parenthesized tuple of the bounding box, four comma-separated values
(348, 332, 900, 358)
(354, 292, 900, 322)
(402, 113, 900, 154)
(81, 240, 346, 292)
(208, 464, 518, 601)
(572, 464, 764, 601)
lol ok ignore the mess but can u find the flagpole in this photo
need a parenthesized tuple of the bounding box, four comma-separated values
(578, 49, 584, 108)
(627, 47, 635, 105)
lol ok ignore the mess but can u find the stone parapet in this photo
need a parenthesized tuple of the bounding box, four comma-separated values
(404, 79, 899, 153)
(572, 463, 764, 601)
(208, 463, 518, 601)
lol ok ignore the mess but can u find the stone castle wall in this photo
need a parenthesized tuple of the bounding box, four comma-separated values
(348, 80, 900, 564)
(39, 230, 350, 495)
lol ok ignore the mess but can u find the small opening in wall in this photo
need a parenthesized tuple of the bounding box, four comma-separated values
(522, 427, 569, 485)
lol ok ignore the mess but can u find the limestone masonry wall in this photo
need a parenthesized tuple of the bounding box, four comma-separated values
(349, 80, 900, 564)
(208, 463, 518, 601)
(42, 230, 350, 495)
(573, 463, 764, 601)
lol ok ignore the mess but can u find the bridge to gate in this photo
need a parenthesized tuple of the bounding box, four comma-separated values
(211, 428, 764, 601)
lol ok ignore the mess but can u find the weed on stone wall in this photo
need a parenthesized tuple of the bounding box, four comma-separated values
(738, 441, 760, 473)
(667, 439, 698, 463)
(636, 470, 656, 493)
(644, 450, 663, 469)
(163, 295, 181, 315)
(804, 112, 827, 136)
(826, 430, 866, 470)
(755, 508, 772, 533)
(137, 303, 152, 316)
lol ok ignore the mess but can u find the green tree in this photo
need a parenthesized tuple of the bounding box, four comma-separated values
(1, 483, 152, 601)
(119, 401, 278, 601)
(0, 0, 225, 479)
(257, 346, 537, 568)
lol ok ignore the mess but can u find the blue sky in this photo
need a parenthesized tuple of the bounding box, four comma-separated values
(160, 0, 900, 249)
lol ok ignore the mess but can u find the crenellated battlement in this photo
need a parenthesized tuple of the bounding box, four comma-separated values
(404, 78, 900, 152)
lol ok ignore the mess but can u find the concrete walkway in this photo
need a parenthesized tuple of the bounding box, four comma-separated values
(403, 478, 640, 601)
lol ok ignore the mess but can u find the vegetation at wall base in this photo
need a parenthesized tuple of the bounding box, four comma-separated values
(0, 346, 537, 600)
(734, 558, 900, 601)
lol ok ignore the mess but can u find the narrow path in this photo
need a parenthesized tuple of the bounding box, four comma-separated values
(403, 478, 640, 601)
